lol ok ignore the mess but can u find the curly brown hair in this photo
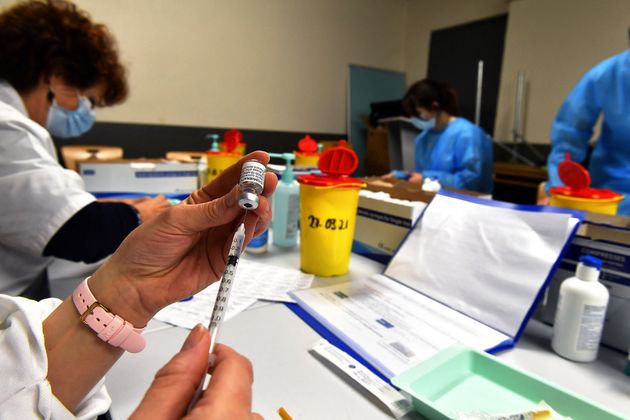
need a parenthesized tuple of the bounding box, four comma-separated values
(0, 0, 127, 106)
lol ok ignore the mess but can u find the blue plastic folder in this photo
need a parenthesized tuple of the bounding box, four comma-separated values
(290, 191, 584, 380)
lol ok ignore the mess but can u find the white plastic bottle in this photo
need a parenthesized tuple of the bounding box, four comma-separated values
(551, 255, 609, 362)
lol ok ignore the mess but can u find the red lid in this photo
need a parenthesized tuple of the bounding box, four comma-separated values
(553, 153, 622, 199)
(297, 140, 364, 187)
(298, 135, 318, 153)
(223, 129, 243, 152)
(558, 153, 590, 190)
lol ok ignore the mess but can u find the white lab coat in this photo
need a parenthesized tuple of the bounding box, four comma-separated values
(0, 294, 111, 418)
(0, 81, 95, 295)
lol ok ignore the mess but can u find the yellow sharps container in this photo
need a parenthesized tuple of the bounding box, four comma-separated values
(294, 134, 320, 168)
(206, 150, 240, 182)
(549, 154, 623, 215)
(297, 141, 365, 276)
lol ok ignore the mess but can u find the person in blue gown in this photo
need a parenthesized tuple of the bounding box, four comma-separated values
(545, 49, 630, 215)
(384, 79, 493, 194)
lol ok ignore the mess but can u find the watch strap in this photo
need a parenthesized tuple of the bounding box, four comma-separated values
(72, 277, 146, 353)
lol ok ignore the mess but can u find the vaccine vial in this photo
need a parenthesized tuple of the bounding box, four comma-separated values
(238, 159, 266, 210)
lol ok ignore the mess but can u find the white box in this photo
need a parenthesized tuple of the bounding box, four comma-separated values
(80, 159, 198, 195)
(353, 191, 426, 263)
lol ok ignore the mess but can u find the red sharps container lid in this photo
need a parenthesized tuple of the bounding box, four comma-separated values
(297, 140, 364, 188)
(223, 129, 243, 152)
(297, 135, 318, 155)
(550, 153, 621, 199)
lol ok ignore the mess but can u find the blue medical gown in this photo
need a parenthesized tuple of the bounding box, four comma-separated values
(415, 117, 493, 193)
(548, 49, 630, 215)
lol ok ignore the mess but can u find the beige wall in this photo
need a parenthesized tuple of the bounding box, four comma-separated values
(3, 0, 628, 145)
(495, 0, 630, 144)
(70, 0, 407, 134)
(0, 0, 406, 133)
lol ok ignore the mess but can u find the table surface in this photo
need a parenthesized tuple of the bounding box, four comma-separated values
(106, 245, 630, 420)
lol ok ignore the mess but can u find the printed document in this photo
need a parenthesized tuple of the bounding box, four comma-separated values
(292, 192, 580, 378)
(155, 260, 313, 329)
(292, 274, 509, 378)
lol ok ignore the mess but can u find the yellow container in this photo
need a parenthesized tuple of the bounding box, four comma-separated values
(299, 181, 364, 276)
(549, 154, 624, 215)
(219, 142, 246, 156)
(294, 152, 319, 168)
(206, 152, 241, 183)
(550, 193, 623, 215)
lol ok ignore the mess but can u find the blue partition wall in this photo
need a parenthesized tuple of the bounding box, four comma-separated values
(348, 65, 405, 176)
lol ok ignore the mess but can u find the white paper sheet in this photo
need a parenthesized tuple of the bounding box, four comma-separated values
(154, 259, 313, 329)
(291, 274, 510, 378)
(153, 284, 257, 330)
(235, 260, 314, 303)
(385, 193, 579, 337)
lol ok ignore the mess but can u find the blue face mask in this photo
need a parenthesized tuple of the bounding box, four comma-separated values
(46, 96, 96, 138)
(409, 116, 436, 131)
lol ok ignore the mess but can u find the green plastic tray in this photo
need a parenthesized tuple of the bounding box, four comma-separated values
(391, 345, 626, 420)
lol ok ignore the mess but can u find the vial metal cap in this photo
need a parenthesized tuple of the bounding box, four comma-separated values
(238, 191, 259, 210)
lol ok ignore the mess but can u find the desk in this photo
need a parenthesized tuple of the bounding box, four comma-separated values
(493, 162, 548, 204)
(106, 247, 630, 419)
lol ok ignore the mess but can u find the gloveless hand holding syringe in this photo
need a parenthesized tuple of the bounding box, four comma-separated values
(188, 159, 267, 412)
(187, 221, 246, 411)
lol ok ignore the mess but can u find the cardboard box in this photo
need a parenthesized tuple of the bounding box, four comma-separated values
(352, 179, 489, 263)
(364, 126, 390, 176)
(80, 159, 198, 195)
(535, 212, 630, 352)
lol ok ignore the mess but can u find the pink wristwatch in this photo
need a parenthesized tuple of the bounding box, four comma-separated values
(72, 277, 146, 353)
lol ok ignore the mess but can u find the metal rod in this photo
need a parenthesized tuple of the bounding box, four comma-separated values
(475, 60, 484, 126)
(513, 70, 525, 143)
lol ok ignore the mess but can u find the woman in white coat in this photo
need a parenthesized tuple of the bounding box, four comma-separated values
(0, 0, 170, 298)
(0, 150, 276, 419)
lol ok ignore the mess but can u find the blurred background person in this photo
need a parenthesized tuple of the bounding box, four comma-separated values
(543, 39, 630, 215)
(0, 0, 170, 298)
(383, 78, 493, 194)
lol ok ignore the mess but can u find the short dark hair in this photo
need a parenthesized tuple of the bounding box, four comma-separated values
(402, 78, 459, 117)
(0, 0, 127, 106)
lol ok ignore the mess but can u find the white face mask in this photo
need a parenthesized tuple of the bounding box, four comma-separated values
(409, 116, 436, 131)
(46, 96, 96, 138)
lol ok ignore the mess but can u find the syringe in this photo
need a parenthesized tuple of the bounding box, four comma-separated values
(187, 222, 246, 412)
